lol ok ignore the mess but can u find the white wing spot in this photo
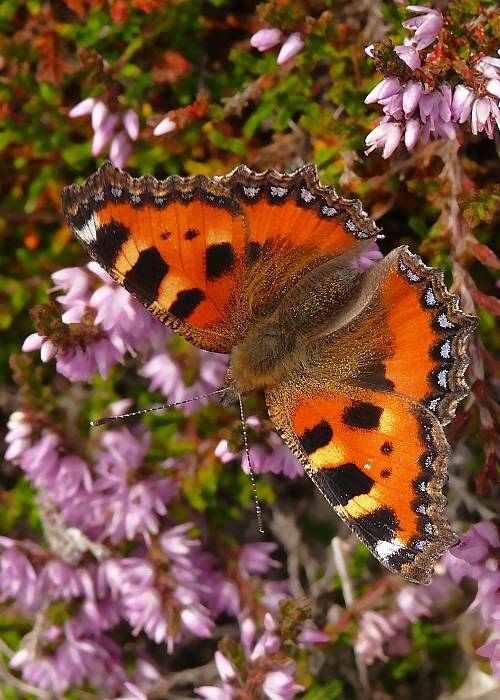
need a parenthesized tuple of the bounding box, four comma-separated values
(300, 188, 315, 203)
(345, 218, 358, 232)
(131, 195, 141, 204)
(407, 270, 421, 282)
(416, 504, 427, 515)
(424, 523, 434, 535)
(270, 185, 288, 197)
(418, 482, 427, 493)
(322, 205, 338, 216)
(375, 539, 404, 562)
(438, 313, 454, 329)
(154, 197, 165, 205)
(423, 455, 433, 469)
(425, 288, 437, 306)
(243, 185, 260, 197)
(75, 214, 99, 244)
(415, 540, 426, 551)
(94, 190, 104, 202)
(428, 398, 441, 412)
(111, 187, 122, 198)
(437, 369, 448, 388)
(440, 340, 451, 359)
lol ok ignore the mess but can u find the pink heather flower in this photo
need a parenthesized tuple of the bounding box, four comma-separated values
(477, 639, 500, 679)
(214, 652, 236, 683)
(351, 241, 383, 272)
(69, 97, 96, 118)
(160, 522, 199, 560)
(402, 5, 444, 50)
(277, 33, 304, 65)
(451, 85, 475, 123)
(402, 81, 423, 116)
(91, 100, 109, 130)
(109, 130, 133, 169)
(4, 411, 32, 461)
(476, 54, 500, 80)
(365, 119, 402, 158)
(153, 116, 176, 136)
(486, 79, 500, 100)
(263, 668, 304, 700)
(139, 349, 227, 413)
(451, 521, 500, 565)
(354, 610, 405, 664)
(238, 542, 280, 578)
(471, 96, 500, 139)
(297, 622, 330, 644)
(394, 44, 421, 70)
(69, 98, 136, 166)
(250, 28, 283, 52)
(123, 109, 140, 140)
(0, 546, 41, 610)
(11, 629, 126, 694)
(365, 77, 401, 105)
(92, 113, 119, 156)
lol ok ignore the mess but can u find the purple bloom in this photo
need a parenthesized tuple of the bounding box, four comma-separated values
(110, 130, 133, 169)
(354, 610, 405, 663)
(402, 80, 423, 116)
(123, 109, 140, 140)
(250, 28, 283, 52)
(0, 545, 41, 610)
(451, 84, 475, 123)
(263, 668, 304, 700)
(153, 116, 177, 136)
(394, 44, 421, 70)
(249, 27, 304, 65)
(351, 241, 383, 272)
(238, 542, 280, 578)
(365, 77, 401, 105)
(277, 33, 304, 65)
(477, 639, 500, 679)
(139, 349, 227, 413)
(365, 119, 402, 158)
(402, 5, 444, 50)
(69, 97, 137, 167)
(471, 96, 500, 139)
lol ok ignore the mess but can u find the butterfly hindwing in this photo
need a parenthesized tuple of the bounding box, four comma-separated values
(266, 384, 456, 583)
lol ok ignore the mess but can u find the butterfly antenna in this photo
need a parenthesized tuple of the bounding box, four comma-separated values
(238, 393, 265, 535)
(90, 388, 227, 427)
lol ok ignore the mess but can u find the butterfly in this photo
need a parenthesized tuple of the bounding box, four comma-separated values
(61, 162, 477, 584)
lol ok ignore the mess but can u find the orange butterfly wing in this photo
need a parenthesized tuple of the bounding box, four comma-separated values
(62, 165, 248, 352)
(266, 247, 476, 582)
(62, 163, 378, 351)
(267, 385, 454, 583)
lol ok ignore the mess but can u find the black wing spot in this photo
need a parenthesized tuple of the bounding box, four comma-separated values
(206, 242, 235, 280)
(160, 230, 172, 240)
(169, 288, 205, 320)
(380, 441, 393, 455)
(343, 401, 382, 430)
(381, 468, 391, 478)
(324, 463, 375, 506)
(246, 241, 262, 264)
(357, 363, 395, 391)
(123, 247, 168, 305)
(184, 228, 200, 241)
(354, 507, 400, 541)
(299, 420, 333, 455)
(92, 220, 130, 267)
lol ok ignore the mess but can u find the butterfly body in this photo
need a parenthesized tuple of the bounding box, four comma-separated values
(62, 163, 477, 584)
